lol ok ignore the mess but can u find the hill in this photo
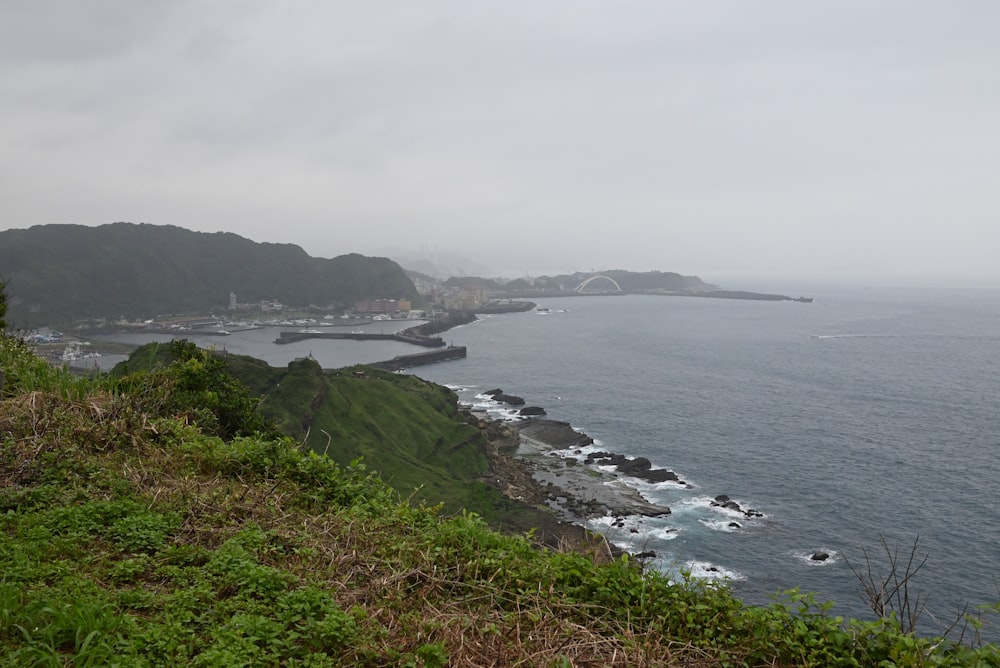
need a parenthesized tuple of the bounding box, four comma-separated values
(2, 336, 997, 665)
(0, 223, 419, 327)
(113, 341, 545, 524)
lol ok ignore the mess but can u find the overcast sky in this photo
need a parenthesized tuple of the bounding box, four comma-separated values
(2, 1, 998, 285)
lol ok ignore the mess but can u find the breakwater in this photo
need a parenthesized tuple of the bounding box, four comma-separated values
(468, 301, 536, 314)
(370, 345, 467, 371)
(403, 311, 478, 337)
(275, 331, 446, 347)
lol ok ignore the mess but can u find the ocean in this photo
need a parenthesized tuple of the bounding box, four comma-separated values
(410, 286, 1000, 639)
(90, 286, 1000, 638)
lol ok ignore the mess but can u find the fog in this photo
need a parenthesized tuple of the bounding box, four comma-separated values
(2, 1, 998, 286)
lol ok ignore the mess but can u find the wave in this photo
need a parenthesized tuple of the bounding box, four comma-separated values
(810, 333, 893, 340)
(585, 516, 681, 555)
(699, 518, 743, 532)
(792, 549, 838, 566)
(682, 560, 745, 582)
(683, 496, 767, 520)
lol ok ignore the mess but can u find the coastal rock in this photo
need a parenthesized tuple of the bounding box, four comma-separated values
(512, 418, 672, 518)
(810, 552, 830, 562)
(481, 388, 526, 406)
(634, 551, 657, 559)
(587, 452, 627, 466)
(711, 494, 762, 518)
(518, 419, 594, 448)
(615, 457, 680, 483)
(518, 406, 547, 416)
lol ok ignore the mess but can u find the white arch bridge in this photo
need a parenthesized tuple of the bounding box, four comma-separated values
(573, 275, 623, 293)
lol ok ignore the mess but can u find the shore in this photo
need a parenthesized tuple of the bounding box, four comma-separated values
(472, 412, 678, 561)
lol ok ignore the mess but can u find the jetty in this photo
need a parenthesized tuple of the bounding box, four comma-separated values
(275, 331, 446, 347)
(370, 346, 467, 371)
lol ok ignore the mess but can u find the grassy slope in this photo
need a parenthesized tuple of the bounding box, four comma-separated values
(260, 362, 490, 513)
(117, 344, 511, 519)
(2, 338, 997, 666)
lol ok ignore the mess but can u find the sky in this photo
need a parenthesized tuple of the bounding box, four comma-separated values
(2, 1, 999, 286)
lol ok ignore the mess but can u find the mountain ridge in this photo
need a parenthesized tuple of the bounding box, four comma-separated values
(0, 222, 418, 326)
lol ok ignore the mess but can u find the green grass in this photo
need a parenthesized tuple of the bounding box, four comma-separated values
(2, 334, 998, 666)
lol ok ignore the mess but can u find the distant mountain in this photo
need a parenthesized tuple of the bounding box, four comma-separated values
(515, 270, 716, 293)
(390, 249, 492, 279)
(0, 223, 418, 326)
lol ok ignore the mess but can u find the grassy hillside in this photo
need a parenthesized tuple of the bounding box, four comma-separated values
(2, 336, 998, 666)
(115, 342, 512, 519)
(260, 361, 490, 512)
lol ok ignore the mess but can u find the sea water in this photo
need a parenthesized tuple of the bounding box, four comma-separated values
(87, 286, 1000, 638)
(411, 287, 1000, 638)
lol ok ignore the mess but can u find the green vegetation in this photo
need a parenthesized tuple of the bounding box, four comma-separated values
(0, 223, 419, 326)
(2, 336, 998, 665)
(114, 342, 512, 520)
(0, 279, 8, 332)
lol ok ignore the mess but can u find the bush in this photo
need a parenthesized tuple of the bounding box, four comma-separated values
(113, 339, 278, 440)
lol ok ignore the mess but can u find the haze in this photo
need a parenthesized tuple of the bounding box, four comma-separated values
(2, 2, 998, 286)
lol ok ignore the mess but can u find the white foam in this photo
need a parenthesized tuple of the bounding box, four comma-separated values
(622, 475, 691, 492)
(585, 514, 681, 548)
(586, 515, 618, 529)
(647, 526, 681, 541)
(684, 496, 765, 520)
(810, 333, 891, 340)
(547, 444, 608, 461)
(792, 549, 838, 566)
(683, 560, 745, 582)
(699, 519, 742, 532)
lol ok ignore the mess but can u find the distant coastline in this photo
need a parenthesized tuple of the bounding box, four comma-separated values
(496, 290, 813, 303)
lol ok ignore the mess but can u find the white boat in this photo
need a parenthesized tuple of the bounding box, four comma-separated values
(60, 342, 101, 361)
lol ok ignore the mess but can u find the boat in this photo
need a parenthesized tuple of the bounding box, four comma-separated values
(60, 342, 102, 362)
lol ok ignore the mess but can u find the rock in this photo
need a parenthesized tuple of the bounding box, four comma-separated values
(616, 457, 653, 475)
(713, 494, 731, 504)
(518, 419, 594, 448)
(634, 550, 657, 559)
(633, 468, 679, 483)
(810, 552, 830, 562)
(492, 393, 524, 406)
(728, 522, 742, 529)
(590, 453, 626, 466)
(483, 388, 503, 397)
(518, 406, 546, 416)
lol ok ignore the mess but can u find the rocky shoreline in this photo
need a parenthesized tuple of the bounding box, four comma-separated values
(470, 393, 765, 561)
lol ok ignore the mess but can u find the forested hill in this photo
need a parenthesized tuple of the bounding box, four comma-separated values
(0, 223, 418, 326)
